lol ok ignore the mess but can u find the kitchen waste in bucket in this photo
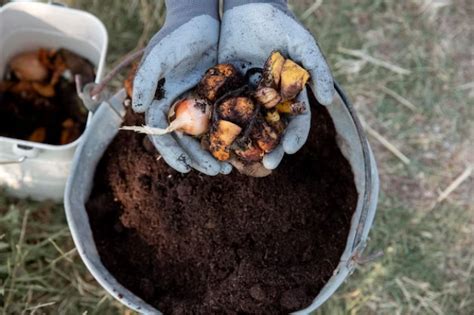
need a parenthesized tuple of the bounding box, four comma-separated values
(0, 1, 108, 201)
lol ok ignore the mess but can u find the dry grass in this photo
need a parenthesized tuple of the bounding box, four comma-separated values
(1, 0, 473, 314)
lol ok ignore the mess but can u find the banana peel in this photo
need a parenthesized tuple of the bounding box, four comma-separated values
(252, 120, 280, 153)
(261, 51, 285, 88)
(276, 100, 306, 115)
(210, 120, 242, 161)
(265, 109, 286, 133)
(280, 59, 310, 100)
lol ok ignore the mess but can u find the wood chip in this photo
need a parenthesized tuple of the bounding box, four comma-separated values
(338, 47, 411, 75)
(361, 119, 411, 165)
(379, 85, 419, 112)
(436, 165, 472, 203)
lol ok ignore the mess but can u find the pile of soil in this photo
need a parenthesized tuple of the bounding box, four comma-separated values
(86, 94, 357, 314)
(0, 49, 94, 145)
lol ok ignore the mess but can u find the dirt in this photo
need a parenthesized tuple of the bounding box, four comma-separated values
(0, 49, 94, 145)
(86, 92, 358, 314)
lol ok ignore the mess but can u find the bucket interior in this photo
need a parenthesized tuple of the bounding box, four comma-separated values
(0, 3, 107, 148)
(0, 2, 107, 81)
(0, 29, 102, 76)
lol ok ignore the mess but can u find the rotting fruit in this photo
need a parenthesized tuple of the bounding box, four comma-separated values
(122, 51, 310, 176)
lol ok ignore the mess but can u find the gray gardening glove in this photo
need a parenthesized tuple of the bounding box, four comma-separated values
(133, 0, 231, 176)
(219, 0, 334, 170)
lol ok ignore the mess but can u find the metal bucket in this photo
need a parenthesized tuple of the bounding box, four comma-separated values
(64, 82, 379, 314)
(0, 1, 108, 201)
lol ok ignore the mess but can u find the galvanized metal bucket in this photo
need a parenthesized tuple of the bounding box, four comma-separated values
(64, 82, 379, 314)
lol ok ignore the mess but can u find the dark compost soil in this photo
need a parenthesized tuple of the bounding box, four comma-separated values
(86, 93, 358, 314)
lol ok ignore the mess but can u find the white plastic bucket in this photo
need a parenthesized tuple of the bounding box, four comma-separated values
(0, 1, 108, 201)
(64, 82, 379, 314)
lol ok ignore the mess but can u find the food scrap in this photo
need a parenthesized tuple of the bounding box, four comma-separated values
(122, 51, 310, 176)
(0, 48, 95, 145)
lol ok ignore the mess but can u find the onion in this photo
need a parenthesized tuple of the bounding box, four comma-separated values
(122, 97, 211, 136)
(10, 52, 48, 82)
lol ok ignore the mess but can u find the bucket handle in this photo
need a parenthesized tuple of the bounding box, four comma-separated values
(0, 155, 27, 165)
(47, 1, 67, 7)
(0, 144, 40, 164)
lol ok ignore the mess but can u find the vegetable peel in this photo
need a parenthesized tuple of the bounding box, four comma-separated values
(261, 51, 285, 88)
(210, 120, 242, 161)
(280, 59, 310, 100)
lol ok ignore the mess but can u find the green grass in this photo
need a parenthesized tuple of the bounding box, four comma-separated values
(1, 0, 473, 314)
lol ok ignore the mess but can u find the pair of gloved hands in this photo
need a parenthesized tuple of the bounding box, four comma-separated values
(132, 0, 334, 175)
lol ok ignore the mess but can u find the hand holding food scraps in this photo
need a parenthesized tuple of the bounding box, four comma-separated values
(128, 0, 227, 176)
(121, 0, 334, 177)
(218, 0, 335, 171)
(123, 51, 311, 177)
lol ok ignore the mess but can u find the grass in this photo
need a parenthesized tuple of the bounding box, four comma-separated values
(1, 0, 473, 314)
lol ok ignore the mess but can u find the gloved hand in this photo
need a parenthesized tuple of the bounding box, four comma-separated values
(132, 0, 231, 175)
(219, 0, 335, 170)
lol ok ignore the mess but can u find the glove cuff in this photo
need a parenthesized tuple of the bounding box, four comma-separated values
(166, 0, 219, 21)
(224, 0, 288, 12)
